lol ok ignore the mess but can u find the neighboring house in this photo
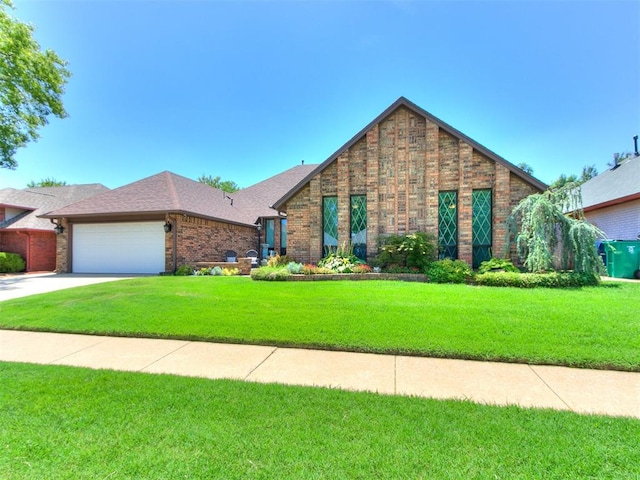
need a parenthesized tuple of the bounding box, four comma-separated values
(579, 154, 640, 241)
(272, 97, 547, 267)
(43, 97, 547, 274)
(0, 184, 109, 271)
(42, 167, 315, 274)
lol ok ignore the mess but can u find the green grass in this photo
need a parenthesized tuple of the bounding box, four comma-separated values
(1, 362, 638, 479)
(1, 277, 639, 370)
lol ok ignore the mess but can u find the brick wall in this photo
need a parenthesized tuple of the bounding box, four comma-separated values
(170, 215, 257, 270)
(0, 230, 56, 271)
(283, 106, 543, 266)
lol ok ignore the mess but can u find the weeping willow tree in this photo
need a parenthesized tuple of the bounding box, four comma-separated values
(505, 183, 605, 274)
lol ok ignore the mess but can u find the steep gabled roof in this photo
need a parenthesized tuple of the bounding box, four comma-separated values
(580, 155, 640, 211)
(41, 171, 258, 226)
(233, 163, 318, 221)
(0, 184, 109, 231)
(273, 96, 547, 209)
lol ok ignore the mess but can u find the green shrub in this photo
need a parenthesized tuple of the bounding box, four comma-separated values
(318, 243, 363, 273)
(267, 254, 296, 267)
(286, 262, 304, 274)
(352, 264, 373, 274)
(475, 271, 600, 288)
(477, 258, 520, 274)
(426, 259, 473, 284)
(375, 232, 437, 271)
(211, 266, 223, 276)
(250, 266, 290, 281)
(174, 264, 193, 276)
(0, 252, 26, 273)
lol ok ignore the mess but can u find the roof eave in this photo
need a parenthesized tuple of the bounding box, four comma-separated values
(39, 209, 257, 229)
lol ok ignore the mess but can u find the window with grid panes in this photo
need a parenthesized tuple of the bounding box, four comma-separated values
(323, 196, 338, 256)
(472, 189, 492, 268)
(438, 191, 458, 259)
(350, 195, 367, 261)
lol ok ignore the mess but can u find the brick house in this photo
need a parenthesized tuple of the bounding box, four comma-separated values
(0, 184, 109, 271)
(272, 97, 546, 267)
(42, 97, 547, 274)
(42, 167, 314, 274)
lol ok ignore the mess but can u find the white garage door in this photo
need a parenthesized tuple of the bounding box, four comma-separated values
(73, 222, 166, 274)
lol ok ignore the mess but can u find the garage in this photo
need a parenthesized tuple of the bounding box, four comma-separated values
(72, 222, 166, 274)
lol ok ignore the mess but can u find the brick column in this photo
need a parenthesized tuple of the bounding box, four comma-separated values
(337, 151, 350, 249)
(493, 164, 511, 258)
(458, 141, 473, 265)
(308, 177, 321, 263)
(366, 125, 379, 259)
(424, 121, 439, 234)
(56, 218, 70, 273)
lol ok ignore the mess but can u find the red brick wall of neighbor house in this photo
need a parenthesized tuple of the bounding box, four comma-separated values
(169, 215, 257, 270)
(283, 106, 542, 265)
(0, 231, 56, 271)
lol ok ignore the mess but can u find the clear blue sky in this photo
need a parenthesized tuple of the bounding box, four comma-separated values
(3, 0, 639, 190)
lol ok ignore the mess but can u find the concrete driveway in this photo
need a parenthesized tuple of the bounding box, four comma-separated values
(0, 273, 139, 302)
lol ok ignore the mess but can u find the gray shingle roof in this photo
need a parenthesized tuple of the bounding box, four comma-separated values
(579, 155, 640, 210)
(0, 184, 109, 231)
(42, 171, 260, 226)
(233, 164, 318, 220)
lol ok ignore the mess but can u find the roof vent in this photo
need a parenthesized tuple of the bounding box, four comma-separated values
(634, 135, 638, 157)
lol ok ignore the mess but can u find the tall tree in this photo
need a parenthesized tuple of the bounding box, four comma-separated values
(516, 162, 534, 175)
(197, 174, 240, 193)
(0, 0, 71, 169)
(27, 177, 67, 187)
(549, 164, 598, 190)
(506, 184, 604, 274)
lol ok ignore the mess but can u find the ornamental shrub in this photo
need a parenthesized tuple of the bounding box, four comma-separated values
(0, 252, 26, 273)
(222, 267, 239, 276)
(426, 259, 473, 284)
(375, 232, 436, 272)
(174, 264, 193, 276)
(475, 271, 600, 288)
(267, 254, 296, 267)
(250, 266, 290, 281)
(477, 258, 520, 274)
(286, 262, 304, 274)
(318, 243, 363, 273)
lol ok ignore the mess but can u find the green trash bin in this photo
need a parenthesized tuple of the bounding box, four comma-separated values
(603, 241, 640, 279)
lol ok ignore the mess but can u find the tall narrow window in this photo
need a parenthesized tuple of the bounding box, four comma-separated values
(280, 218, 287, 255)
(472, 189, 492, 268)
(323, 196, 338, 256)
(438, 191, 458, 259)
(265, 219, 275, 249)
(350, 195, 367, 261)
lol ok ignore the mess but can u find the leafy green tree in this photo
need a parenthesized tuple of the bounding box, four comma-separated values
(0, 0, 71, 169)
(549, 165, 598, 190)
(506, 184, 604, 275)
(516, 162, 534, 175)
(27, 177, 67, 187)
(197, 174, 240, 193)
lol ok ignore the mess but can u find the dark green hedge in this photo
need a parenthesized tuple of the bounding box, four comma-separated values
(474, 271, 600, 288)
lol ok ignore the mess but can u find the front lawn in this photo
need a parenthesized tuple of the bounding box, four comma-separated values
(0, 277, 638, 370)
(1, 362, 638, 479)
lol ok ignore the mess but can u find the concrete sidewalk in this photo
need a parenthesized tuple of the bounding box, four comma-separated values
(1, 329, 638, 419)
